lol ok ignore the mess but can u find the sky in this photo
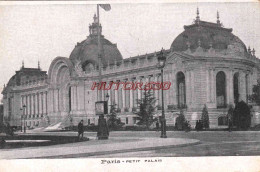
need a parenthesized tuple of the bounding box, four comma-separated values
(0, 2, 260, 100)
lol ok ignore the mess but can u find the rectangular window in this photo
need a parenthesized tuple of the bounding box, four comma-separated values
(126, 117, 128, 124)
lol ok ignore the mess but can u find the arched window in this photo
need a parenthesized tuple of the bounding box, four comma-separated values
(216, 71, 226, 108)
(177, 72, 186, 108)
(233, 72, 239, 104)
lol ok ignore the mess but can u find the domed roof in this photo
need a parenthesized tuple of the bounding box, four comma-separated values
(69, 14, 123, 66)
(69, 35, 123, 66)
(170, 19, 247, 55)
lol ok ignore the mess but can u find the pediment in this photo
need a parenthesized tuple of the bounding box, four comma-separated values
(165, 52, 191, 69)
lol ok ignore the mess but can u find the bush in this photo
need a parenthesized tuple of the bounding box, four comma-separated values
(175, 109, 190, 131)
(201, 104, 210, 129)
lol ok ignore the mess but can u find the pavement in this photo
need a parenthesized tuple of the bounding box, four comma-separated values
(0, 134, 200, 159)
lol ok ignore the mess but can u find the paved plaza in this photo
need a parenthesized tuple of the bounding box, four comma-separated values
(1, 130, 260, 158)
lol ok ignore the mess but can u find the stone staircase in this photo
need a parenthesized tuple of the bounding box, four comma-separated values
(185, 109, 228, 128)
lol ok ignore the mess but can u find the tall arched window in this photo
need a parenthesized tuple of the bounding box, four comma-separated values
(216, 71, 226, 108)
(177, 72, 186, 108)
(233, 72, 239, 104)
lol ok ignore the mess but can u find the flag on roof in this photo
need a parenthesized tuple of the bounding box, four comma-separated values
(99, 4, 111, 11)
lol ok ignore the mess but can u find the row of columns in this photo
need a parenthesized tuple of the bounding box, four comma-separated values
(205, 68, 253, 106)
(21, 91, 47, 117)
(46, 68, 254, 116)
(99, 74, 165, 112)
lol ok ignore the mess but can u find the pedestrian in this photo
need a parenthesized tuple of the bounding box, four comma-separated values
(78, 120, 84, 141)
(195, 120, 199, 131)
(156, 120, 159, 132)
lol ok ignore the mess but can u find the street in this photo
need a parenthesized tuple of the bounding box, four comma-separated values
(87, 131, 260, 157)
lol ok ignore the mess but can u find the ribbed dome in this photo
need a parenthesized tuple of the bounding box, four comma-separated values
(69, 14, 123, 67)
(170, 20, 247, 55)
(69, 35, 123, 66)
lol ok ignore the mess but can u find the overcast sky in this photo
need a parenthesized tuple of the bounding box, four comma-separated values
(0, 2, 260, 100)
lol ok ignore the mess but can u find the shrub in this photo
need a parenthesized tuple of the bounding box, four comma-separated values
(175, 109, 190, 131)
(201, 104, 210, 129)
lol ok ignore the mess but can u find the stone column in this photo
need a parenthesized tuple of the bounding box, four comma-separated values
(122, 80, 125, 110)
(125, 79, 130, 109)
(229, 70, 234, 105)
(20, 95, 23, 109)
(45, 91, 48, 114)
(226, 70, 230, 105)
(35, 93, 38, 116)
(39, 93, 42, 115)
(249, 72, 253, 95)
(133, 78, 138, 107)
(153, 75, 158, 106)
(240, 72, 247, 102)
(73, 86, 77, 111)
(185, 70, 190, 106)
(43, 92, 46, 114)
(129, 79, 133, 110)
(210, 69, 216, 103)
(55, 89, 59, 112)
(137, 77, 141, 100)
(206, 69, 210, 103)
(25, 95, 28, 115)
(78, 84, 85, 110)
(28, 94, 32, 115)
(114, 81, 118, 106)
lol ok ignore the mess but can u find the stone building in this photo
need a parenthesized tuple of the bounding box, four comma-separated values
(2, 9, 260, 128)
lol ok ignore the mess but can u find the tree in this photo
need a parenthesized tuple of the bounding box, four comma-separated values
(135, 89, 157, 129)
(107, 104, 124, 130)
(233, 101, 251, 129)
(201, 104, 210, 129)
(249, 80, 260, 105)
(175, 109, 185, 130)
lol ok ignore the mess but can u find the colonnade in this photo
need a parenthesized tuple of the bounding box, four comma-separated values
(21, 91, 48, 118)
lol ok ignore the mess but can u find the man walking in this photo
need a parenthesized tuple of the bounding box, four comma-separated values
(78, 120, 84, 140)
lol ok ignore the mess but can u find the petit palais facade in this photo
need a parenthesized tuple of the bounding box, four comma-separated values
(2, 10, 260, 129)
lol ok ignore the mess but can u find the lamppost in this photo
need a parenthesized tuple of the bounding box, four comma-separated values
(96, 93, 110, 140)
(105, 93, 110, 106)
(157, 48, 167, 138)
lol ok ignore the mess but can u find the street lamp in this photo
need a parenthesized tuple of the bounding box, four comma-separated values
(96, 93, 110, 140)
(105, 93, 110, 114)
(157, 48, 167, 138)
(105, 93, 110, 102)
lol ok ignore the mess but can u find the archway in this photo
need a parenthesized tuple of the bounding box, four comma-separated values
(233, 72, 239, 104)
(177, 72, 186, 108)
(216, 71, 226, 108)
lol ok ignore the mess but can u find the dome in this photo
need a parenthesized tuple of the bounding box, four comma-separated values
(170, 20, 247, 55)
(69, 14, 123, 68)
(69, 35, 123, 66)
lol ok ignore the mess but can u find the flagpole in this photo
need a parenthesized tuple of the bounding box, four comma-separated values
(97, 4, 102, 101)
